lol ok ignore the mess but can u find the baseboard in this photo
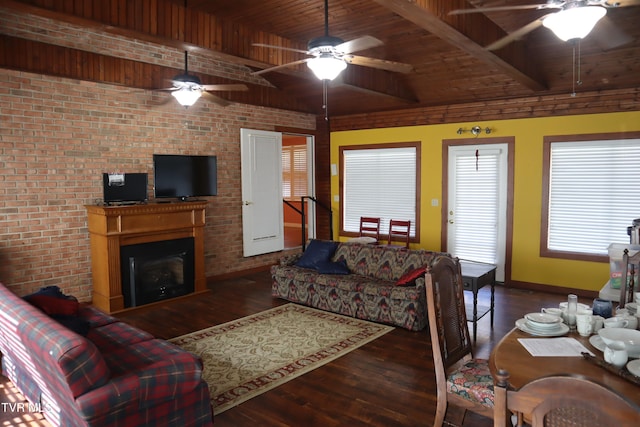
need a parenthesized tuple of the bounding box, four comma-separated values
(207, 264, 274, 282)
(506, 280, 599, 299)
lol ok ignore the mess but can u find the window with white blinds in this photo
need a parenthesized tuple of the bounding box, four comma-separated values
(341, 144, 418, 237)
(282, 144, 307, 199)
(544, 137, 640, 257)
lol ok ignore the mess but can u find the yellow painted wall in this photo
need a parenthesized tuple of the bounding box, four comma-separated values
(330, 111, 640, 292)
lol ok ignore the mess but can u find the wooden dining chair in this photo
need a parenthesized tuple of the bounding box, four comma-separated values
(619, 248, 640, 308)
(358, 216, 381, 242)
(387, 219, 411, 248)
(425, 255, 494, 427)
(493, 369, 640, 427)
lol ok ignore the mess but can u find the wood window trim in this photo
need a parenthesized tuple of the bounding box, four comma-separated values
(540, 131, 640, 263)
(339, 141, 421, 242)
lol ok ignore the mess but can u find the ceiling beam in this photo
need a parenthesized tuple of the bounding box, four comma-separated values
(2, 0, 416, 109)
(372, 0, 547, 92)
(335, 67, 418, 104)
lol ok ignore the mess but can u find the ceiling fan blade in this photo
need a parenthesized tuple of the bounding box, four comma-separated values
(591, 16, 634, 50)
(336, 36, 383, 54)
(449, 4, 554, 15)
(252, 58, 310, 76)
(201, 84, 249, 91)
(202, 91, 231, 107)
(485, 15, 551, 51)
(253, 43, 309, 55)
(345, 55, 413, 73)
(154, 87, 180, 92)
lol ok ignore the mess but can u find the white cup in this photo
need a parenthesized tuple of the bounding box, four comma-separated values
(576, 313, 593, 336)
(603, 316, 629, 329)
(616, 308, 638, 329)
(592, 315, 605, 332)
(635, 292, 640, 303)
(604, 341, 628, 368)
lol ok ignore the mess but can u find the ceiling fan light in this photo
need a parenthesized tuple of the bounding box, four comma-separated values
(307, 55, 347, 81)
(171, 87, 202, 107)
(542, 6, 606, 41)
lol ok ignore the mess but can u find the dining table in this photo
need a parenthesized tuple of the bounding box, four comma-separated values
(489, 327, 640, 408)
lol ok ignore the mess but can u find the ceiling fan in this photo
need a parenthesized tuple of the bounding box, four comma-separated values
(155, 51, 249, 107)
(252, 0, 413, 80)
(449, 0, 638, 51)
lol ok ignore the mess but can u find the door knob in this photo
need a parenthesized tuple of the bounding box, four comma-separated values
(243, 201, 252, 206)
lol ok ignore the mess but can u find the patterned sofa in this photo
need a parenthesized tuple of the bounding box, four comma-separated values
(271, 240, 444, 331)
(0, 282, 213, 427)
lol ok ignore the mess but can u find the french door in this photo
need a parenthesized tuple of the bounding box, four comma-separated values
(446, 143, 509, 282)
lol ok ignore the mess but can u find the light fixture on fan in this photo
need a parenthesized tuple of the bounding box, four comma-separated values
(307, 53, 347, 81)
(542, 5, 606, 41)
(171, 86, 202, 107)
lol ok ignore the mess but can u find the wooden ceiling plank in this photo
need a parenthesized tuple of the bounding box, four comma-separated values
(372, 0, 547, 91)
(0, 0, 272, 71)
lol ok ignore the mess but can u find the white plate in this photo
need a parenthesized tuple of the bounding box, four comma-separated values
(589, 334, 640, 359)
(515, 318, 569, 337)
(525, 312, 563, 324)
(627, 359, 640, 377)
(524, 312, 563, 329)
(589, 335, 606, 352)
(526, 320, 563, 332)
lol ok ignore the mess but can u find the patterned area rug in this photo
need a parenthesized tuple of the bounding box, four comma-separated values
(170, 303, 394, 414)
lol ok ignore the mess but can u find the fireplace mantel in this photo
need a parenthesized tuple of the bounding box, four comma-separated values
(85, 201, 208, 313)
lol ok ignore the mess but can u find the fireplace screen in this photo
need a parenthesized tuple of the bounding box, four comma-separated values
(120, 237, 195, 308)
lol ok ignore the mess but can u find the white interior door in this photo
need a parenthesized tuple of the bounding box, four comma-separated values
(447, 144, 508, 281)
(241, 128, 284, 257)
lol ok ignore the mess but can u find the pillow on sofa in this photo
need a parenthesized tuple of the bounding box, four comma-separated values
(316, 259, 350, 275)
(25, 294, 80, 316)
(395, 266, 426, 286)
(295, 240, 339, 270)
(24, 287, 90, 335)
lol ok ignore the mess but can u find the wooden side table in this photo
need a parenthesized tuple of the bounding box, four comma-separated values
(460, 260, 496, 343)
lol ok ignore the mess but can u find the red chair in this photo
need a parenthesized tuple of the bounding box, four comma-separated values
(358, 216, 381, 242)
(387, 219, 411, 248)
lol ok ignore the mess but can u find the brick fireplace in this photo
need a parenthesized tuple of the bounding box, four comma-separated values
(85, 202, 208, 313)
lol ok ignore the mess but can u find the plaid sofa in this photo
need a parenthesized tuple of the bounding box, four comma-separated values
(0, 282, 213, 427)
(271, 241, 444, 331)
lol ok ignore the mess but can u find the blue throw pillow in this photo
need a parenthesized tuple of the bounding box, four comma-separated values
(295, 240, 339, 270)
(316, 260, 350, 275)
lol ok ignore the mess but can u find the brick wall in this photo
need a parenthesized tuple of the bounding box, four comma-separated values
(0, 69, 315, 301)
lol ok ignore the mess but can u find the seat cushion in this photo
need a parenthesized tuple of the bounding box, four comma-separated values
(447, 358, 494, 408)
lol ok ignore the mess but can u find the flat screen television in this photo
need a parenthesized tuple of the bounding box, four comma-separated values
(153, 154, 218, 200)
(102, 173, 148, 204)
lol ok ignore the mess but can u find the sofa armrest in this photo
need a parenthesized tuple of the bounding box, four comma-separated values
(76, 347, 204, 417)
(279, 253, 302, 266)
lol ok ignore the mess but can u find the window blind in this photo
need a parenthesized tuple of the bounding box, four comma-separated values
(343, 146, 416, 236)
(547, 139, 640, 255)
(282, 145, 307, 199)
(452, 149, 500, 264)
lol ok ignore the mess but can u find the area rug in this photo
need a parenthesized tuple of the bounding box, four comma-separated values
(169, 303, 394, 414)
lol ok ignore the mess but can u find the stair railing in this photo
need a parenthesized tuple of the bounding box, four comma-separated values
(283, 196, 333, 250)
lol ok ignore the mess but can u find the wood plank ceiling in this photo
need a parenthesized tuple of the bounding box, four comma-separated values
(2, 0, 640, 117)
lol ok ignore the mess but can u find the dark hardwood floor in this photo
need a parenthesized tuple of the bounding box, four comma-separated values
(1, 270, 589, 426)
